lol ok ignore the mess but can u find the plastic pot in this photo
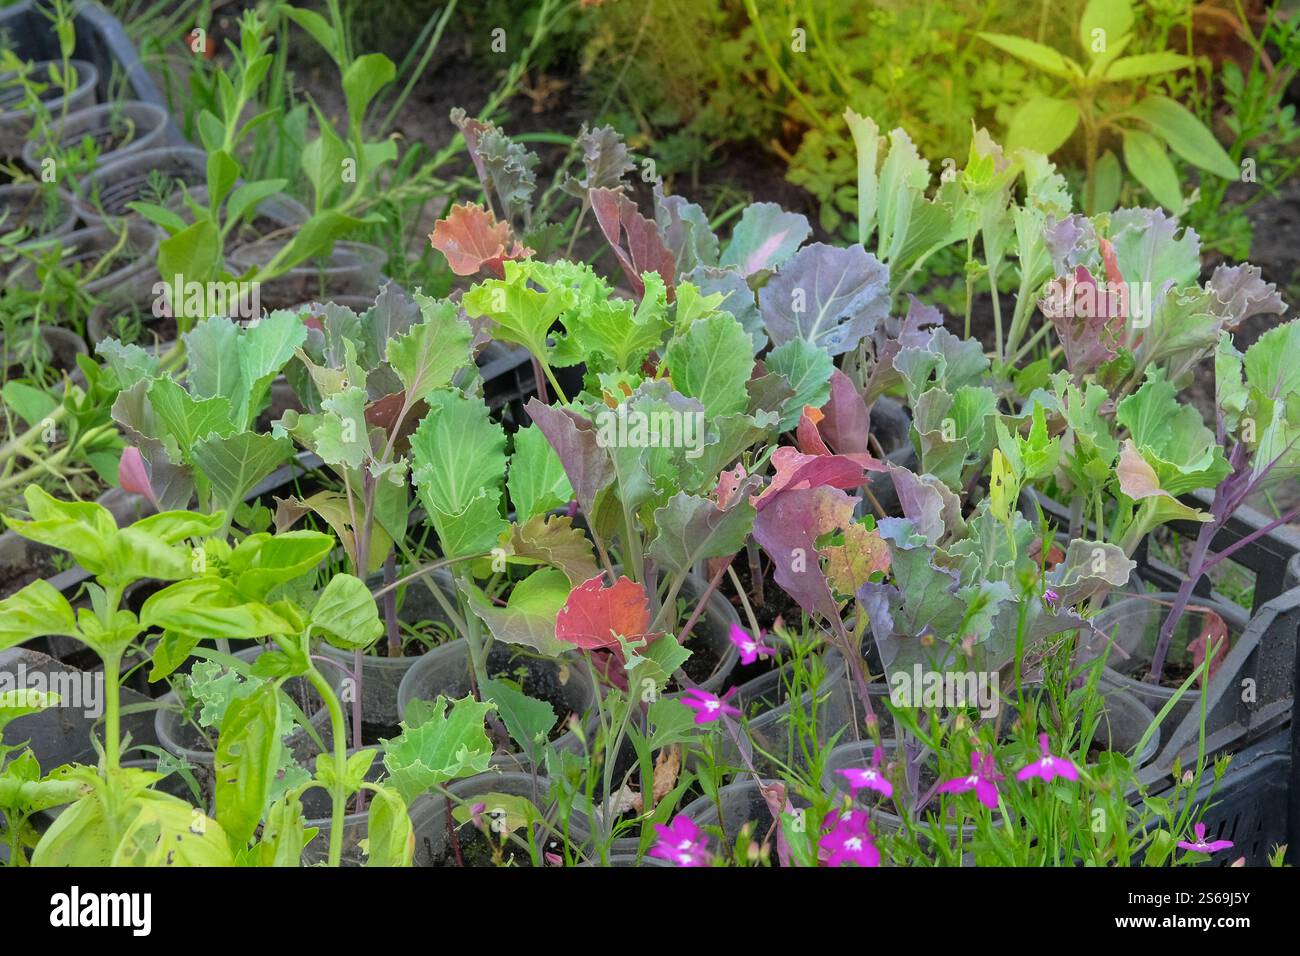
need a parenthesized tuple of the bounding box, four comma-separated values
(21, 100, 169, 175)
(680, 777, 811, 862)
(227, 240, 387, 308)
(0, 59, 98, 158)
(164, 186, 308, 250)
(84, 145, 206, 217)
(717, 649, 887, 774)
(396, 638, 597, 758)
(673, 569, 741, 693)
(407, 771, 556, 866)
(0, 182, 79, 239)
(0, 323, 86, 378)
(1092, 685, 1161, 770)
(9, 221, 159, 308)
(318, 568, 460, 734)
(1095, 592, 1247, 736)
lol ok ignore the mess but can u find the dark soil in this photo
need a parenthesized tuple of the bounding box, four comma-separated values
(718, 553, 803, 636)
(428, 817, 538, 867)
(679, 628, 725, 686)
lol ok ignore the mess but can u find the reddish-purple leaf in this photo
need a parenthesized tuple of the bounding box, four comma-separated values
(118, 446, 158, 509)
(590, 187, 675, 300)
(524, 398, 614, 516)
(819, 369, 872, 456)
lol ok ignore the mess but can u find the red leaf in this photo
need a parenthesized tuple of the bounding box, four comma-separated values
(556, 575, 652, 651)
(819, 369, 872, 456)
(589, 187, 675, 300)
(751, 444, 884, 512)
(1189, 609, 1230, 684)
(429, 202, 533, 278)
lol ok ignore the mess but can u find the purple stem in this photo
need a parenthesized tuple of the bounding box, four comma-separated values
(1148, 515, 1218, 684)
(383, 548, 400, 658)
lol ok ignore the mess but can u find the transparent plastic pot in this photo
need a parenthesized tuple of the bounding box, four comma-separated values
(0, 182, 78, 240)
(1095, 592, 1246, 736)
(164, 186, 308, 250)
(22, 100, 169, 175)
(85, 145, 207, 217)
(680, 777, 811, 861)
(406, 771, 555, 866)
(1092, 684, 1161, 770)
(396, 638, 597, 759)
(318, 568, 459, 733)
(672, 569, 741, 693)
(9, 221, 159, 308)
(0, 59, 98, 158)
(227, 239, 387, 309)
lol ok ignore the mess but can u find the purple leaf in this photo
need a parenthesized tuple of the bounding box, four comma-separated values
(752, 485, 855, 622)
(590, 187, 675, 299)
(759, 243, 890, 356)
(819, 369, 872, 455)
(524, 398, 614, 516)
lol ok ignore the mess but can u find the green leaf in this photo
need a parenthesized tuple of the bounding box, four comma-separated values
(385, 293, 474, 403)
(206, 149, 240, 211)
(410, 390, 507, 558)
(648, 492, 754, 579)
(1104, 52, 1193, 82)
(312, 572, 383, 650)
(364, 783, 412, 866)
(765, 338, 833, 430)
(185, 312, 306, 429)
(508, 424, 573, 521)
(141, 578, 297, 639)
(1116, 367, 1230, 495)
(1006, 97, 1081, 155)
(380, 695, 495, 804)
(149, 630, 202, 682)
(1092, 149, 1122, 212)
(1128, 95, 1237, 180)
(215, 683, 281, 851)
(226, 179, 290, 227)
(664, 312, 755, 419)
(465, 569, 570, 656)
(227, 530, 335, 601)
(283, 7, 338, 59)
(147, 377, 235, 462)
(1080, 0, 1134, 58)
(462, 260, 575, 363)
(0, 580, 79, 648)
(342, 54, 395, 130)
(481, 677, 556, 762)
(192, 431, 294, 519)
(1, 381, 57, 427)
(1121, 128, 1182, 210)
(158, 220, 221, 287)
(978, 33, 1077, 78)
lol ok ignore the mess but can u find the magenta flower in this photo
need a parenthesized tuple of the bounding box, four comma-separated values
(1177, 823, 1234, 854)
(835, 747, 893, 799)
(1016, 733, 1079, 783)
(681, 687, 741, 725)
(728, 623, 777, 666)
(936, 751, 1004, 810)
(649, 814, 712, 866)
(819, 809, 880, 868)
(1043, 588, 1060, 606)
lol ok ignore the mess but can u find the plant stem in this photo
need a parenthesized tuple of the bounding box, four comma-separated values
(102, 650, 122, 773)
(306, 665, 349, 868)
(1148, 517, 1217, 683)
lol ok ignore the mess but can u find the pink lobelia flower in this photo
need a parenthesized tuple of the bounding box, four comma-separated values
(728, 623, 777, 666)
(1177, 823, 1234, 854)
(1016, 733, 1079, 783)
(1043, 588, 1060, 606)
(649, 814, 712, 867)
(936, 751, 1004, 810)
(681, 687, 742, 726)
(835, 747, 893, 799)
(819, 809, 880, 868)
